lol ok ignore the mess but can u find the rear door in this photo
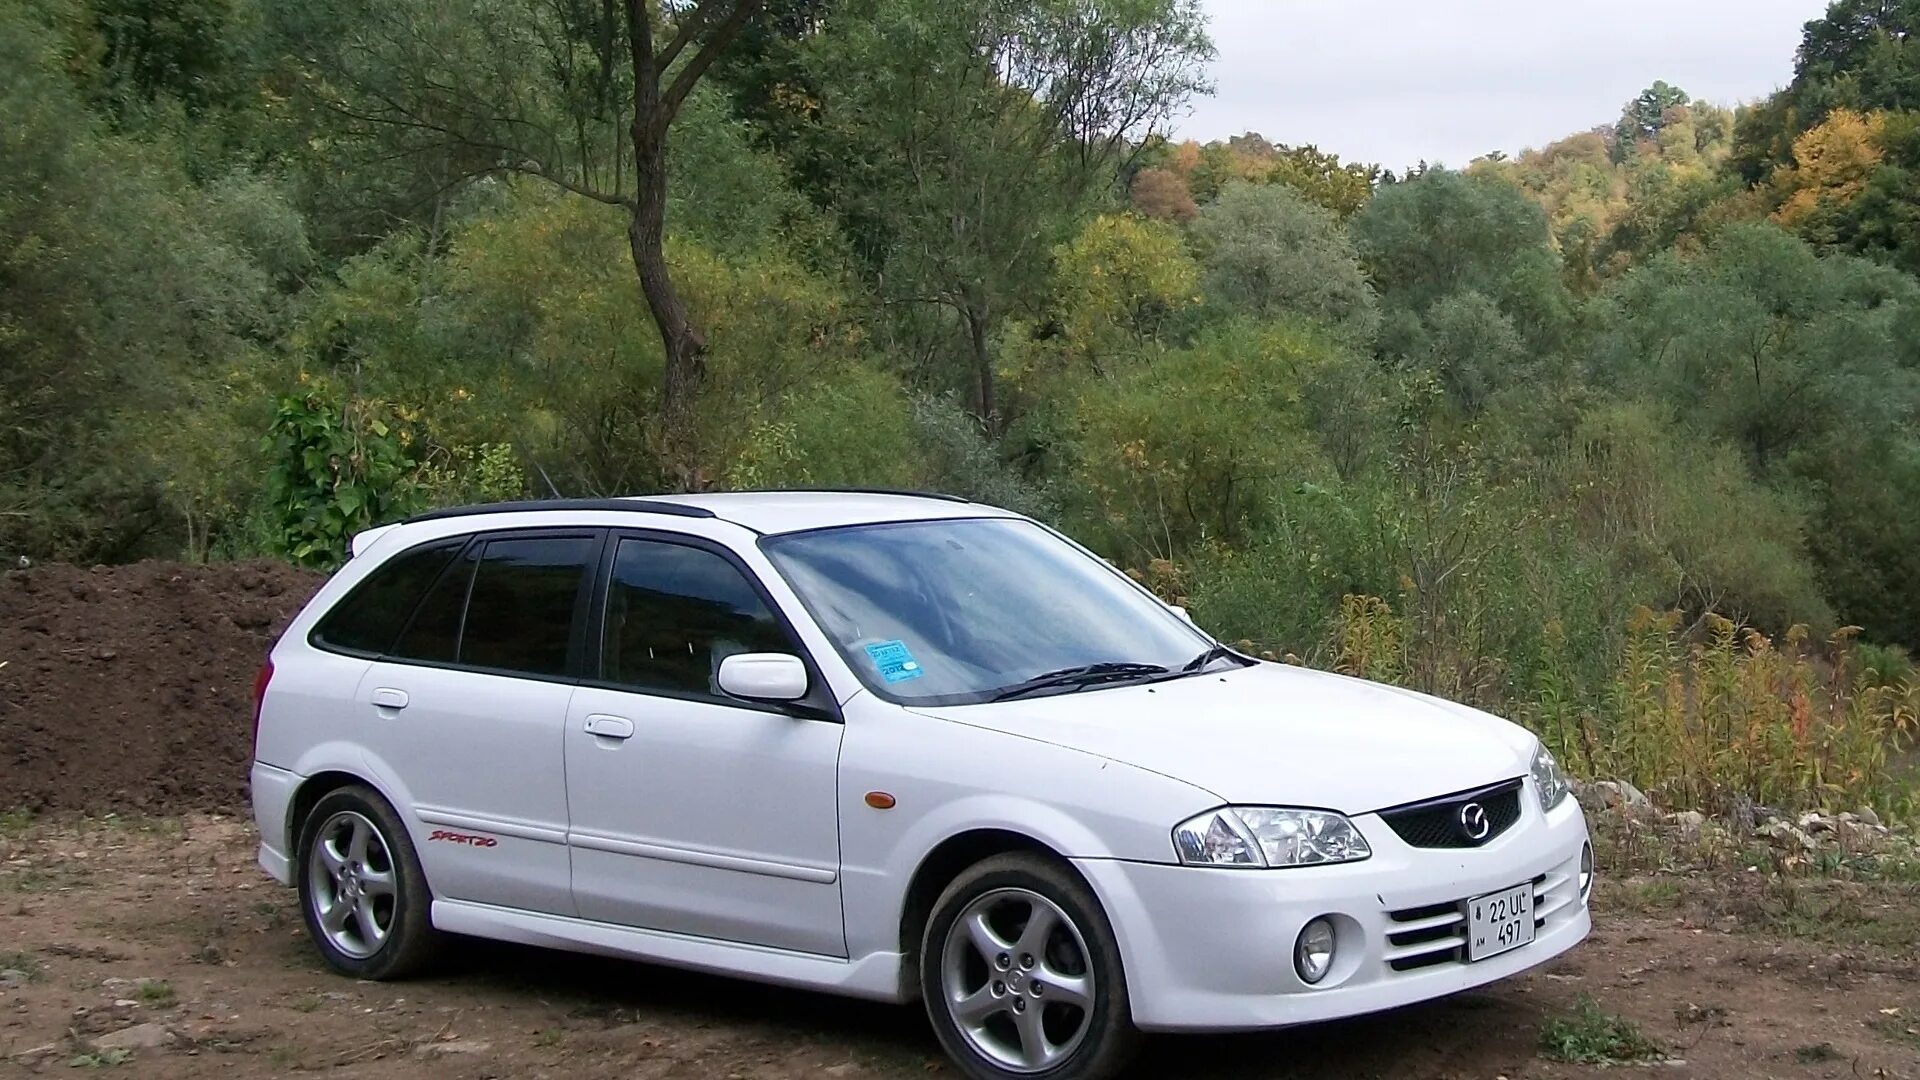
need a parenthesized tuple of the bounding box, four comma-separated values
(355, 529, 601, 915)
(564, 532, 846, 956)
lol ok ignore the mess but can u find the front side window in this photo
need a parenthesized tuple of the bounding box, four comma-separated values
(601, 537, 799, 700)
(763, 518, 1219, 706)
(312, 540, 462, 655)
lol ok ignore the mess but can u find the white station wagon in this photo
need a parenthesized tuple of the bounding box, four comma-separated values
(249, 491, 1592, 1080)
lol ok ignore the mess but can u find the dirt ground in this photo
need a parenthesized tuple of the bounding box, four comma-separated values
(0, 562, 321, 814)
(0, 815, 1913, 1079)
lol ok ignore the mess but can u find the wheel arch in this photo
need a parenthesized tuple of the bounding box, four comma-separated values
(286, 770, 395, 856)
(897, 829, 1101, 985)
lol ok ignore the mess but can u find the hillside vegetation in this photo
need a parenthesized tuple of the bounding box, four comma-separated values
(1, 0, 1916, 813)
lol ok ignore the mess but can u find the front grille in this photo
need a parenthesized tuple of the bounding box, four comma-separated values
(1377, 779, 1524, 849)
(1385, 872, 1556, 972)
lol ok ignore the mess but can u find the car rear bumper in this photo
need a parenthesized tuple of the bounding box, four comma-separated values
(251, 760, 299, 886)
(1073, 797, 1591, 1032)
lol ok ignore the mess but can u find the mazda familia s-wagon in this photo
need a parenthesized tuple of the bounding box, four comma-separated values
(248, 491, 1592, 1080)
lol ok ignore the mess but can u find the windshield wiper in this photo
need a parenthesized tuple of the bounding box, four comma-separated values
(1182, 643, 1243, 673)
(990, 662, 1172, 702)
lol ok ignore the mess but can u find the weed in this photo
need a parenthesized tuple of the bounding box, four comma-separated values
(1538, 994, 1664, 1065)
(1794, 1042, 1842, 1063)
(67, 1048, 133, 1068)
(0, 950, 43, 980)
(1871, 1015, 1920, 1049)
(1602, 877, 1683, 912)
(137, 979, 175, 1006)
(290, 994, 323, 1014)
(532, 1029, 563, 1049)
(1335, 596, 1919, 819)
(0, 808, 33, 835)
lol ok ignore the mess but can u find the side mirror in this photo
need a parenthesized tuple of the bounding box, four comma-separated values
(1168, 605, 1196, 625)
(717, 653, 810, 703)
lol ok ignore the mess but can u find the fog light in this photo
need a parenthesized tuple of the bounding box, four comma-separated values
(1579, 842, 1594, 900)
(1294, 917, 1336, 984)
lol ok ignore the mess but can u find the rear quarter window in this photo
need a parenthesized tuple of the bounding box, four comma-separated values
(311, 539, 463, 655)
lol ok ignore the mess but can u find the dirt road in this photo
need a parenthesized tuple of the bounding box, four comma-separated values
(1, 815, 1915, 1079)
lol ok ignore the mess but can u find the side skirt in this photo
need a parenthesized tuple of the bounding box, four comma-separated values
(430, 899, 910, 1003)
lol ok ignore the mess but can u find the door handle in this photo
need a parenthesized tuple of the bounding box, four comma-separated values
(370, 688, 409, 711)
(583, 714, 634, 740)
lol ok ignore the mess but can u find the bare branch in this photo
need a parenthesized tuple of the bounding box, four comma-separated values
(658, 0, 763, 124)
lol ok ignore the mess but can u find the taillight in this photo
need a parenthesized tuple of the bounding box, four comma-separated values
(251, 658, 275, 753)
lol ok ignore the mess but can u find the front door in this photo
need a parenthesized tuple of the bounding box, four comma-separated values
(565, 533, 846, 957)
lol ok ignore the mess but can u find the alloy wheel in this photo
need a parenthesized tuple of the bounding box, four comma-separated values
(939, 887, 1096, 1073)
(305, 810, 399, 960)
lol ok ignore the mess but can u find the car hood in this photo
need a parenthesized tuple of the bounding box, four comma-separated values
(908, 662, 1537, 813)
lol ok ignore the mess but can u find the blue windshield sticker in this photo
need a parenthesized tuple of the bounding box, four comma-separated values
(864, 640, 924, 683)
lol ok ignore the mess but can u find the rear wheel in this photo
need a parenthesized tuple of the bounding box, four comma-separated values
(296, 785, 441, 979)
(920, 854, 1137, 1080)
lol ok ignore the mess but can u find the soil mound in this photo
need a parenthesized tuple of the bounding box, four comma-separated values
(0, 560, 323, 814)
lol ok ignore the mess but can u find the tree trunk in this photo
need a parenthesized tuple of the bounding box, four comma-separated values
(628, 118, 707, 476)
(965, 303, 995, 427)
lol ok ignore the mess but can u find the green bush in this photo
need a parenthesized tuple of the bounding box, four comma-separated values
(1059, 320, 1337, 565)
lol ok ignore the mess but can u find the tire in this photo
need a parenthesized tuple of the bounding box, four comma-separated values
(295, 785, 442, 979)
(920, 853, 1138, 1080)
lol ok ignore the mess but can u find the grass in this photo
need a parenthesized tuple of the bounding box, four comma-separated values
(1871, 1014, 1920, 1049)
(1794, 1042, 1843, 1064)
(66, 1048, 133, 1068)
(290, 993, 324, 1014)
(1719, 877, 1920, 951)
(1600, 877, 1684, 913)
(137, 979, 176, 1006)
(1538, 995, 1664, 1065)
(0, 950, 43, 980)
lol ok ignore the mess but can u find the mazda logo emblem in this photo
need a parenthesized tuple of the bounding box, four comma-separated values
(1457, 802, 1492, 842)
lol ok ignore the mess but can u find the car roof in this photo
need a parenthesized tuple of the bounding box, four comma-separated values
(381, 491, 1021, 548)
(647, 490, 1019, 535)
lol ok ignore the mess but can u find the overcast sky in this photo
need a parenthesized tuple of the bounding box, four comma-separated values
(1178, 0, 1830, 169)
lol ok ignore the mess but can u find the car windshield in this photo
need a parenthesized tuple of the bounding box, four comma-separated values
(761, 517, 1221, 706)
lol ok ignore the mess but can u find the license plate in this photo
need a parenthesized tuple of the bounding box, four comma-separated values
(1464, 883, 1534, 961)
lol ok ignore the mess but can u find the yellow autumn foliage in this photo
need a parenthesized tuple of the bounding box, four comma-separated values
(1772, 108, 1888, 227)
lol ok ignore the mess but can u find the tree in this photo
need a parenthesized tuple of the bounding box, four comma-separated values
(1049, 213, 1200, 369)
(1351, 168, 1575, 363)
(1771, 107, 1888, 232)
(806, 0, 1212, 423)
(1130, 167, 1198, 222)
(1794, 0, 1920, 116)
(1190, 181, 1378, 341)
(1614, 80, 1691, 157)
(271, 0, 770, 470)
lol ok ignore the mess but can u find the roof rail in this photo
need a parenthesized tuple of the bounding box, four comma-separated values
(404, 497, 715, 524)
(728, 487, 972, 504)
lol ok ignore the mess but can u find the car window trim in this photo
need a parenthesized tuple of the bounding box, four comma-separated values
(313, 527, 608, 686)
(582, 527, 842, 723)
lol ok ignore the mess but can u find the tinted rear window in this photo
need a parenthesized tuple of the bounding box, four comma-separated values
(312, 540, 462, 655)
(390, 545, 476, 664)
(458, 535, 596, 677)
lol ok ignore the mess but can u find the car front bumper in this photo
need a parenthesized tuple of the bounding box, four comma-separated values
(1073, 796, 1591, 1032)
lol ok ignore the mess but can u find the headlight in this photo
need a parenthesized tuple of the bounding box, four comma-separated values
(1532, 743, 1570, 813)
(1173, 808, 1371, 868)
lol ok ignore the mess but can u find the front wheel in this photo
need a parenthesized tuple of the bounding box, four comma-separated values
(295, 785, 442, 979)
(920, 854, 1138, 1080)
